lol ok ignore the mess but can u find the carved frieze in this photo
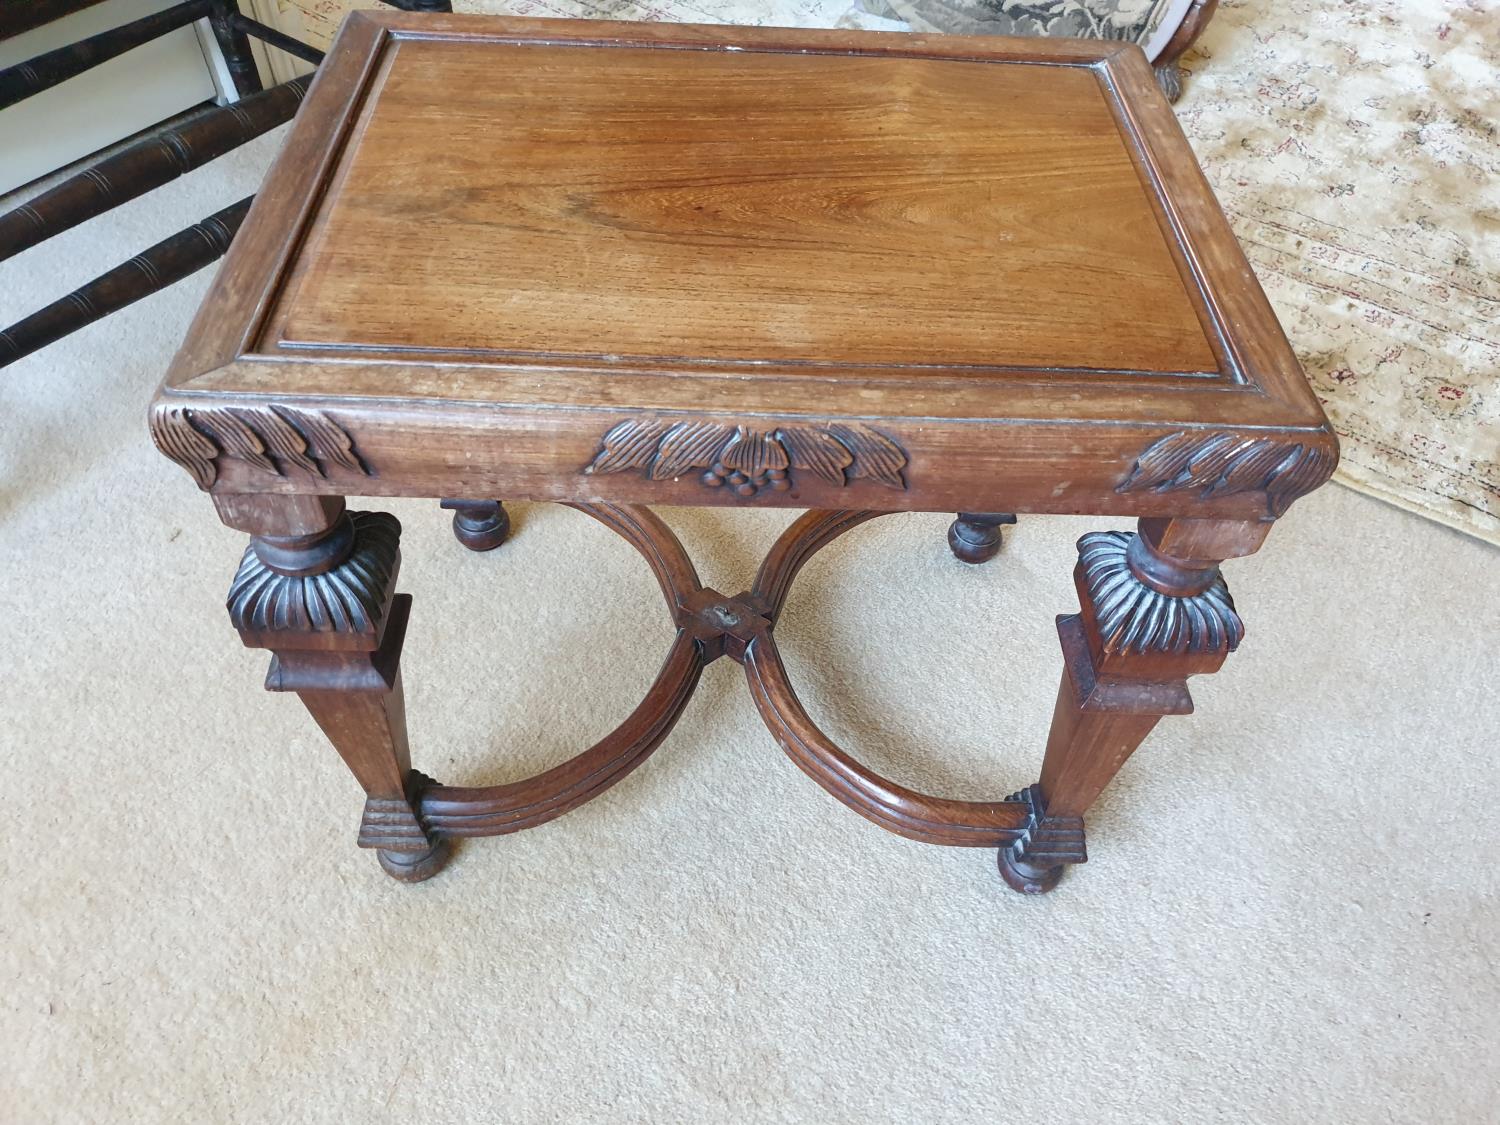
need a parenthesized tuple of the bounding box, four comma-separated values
(584, 418, 907, 497)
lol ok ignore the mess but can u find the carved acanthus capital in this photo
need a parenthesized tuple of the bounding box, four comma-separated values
(228, 511, 400, 650)
(1078, 530, 1243, 657)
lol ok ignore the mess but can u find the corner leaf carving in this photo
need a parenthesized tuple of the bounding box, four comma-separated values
(585, 418, 907, 497)
(150, 404, 370, 489)
(1117, 431, 1336, 517)
(1079, 531, 1243, 656)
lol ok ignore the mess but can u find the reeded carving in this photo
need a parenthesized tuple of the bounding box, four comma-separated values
(1118, 430, 1336, 516)
(358, 770, 439, 852)
(585, 418, 907, 497)
(228, 512, 399, 636)
(1079, 531, 1244, 655)
(1006, 785, 1087, 867)
(150, 404, 369, 489)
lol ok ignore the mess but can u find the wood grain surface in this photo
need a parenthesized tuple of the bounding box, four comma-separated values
(274, 40, 1217, 375)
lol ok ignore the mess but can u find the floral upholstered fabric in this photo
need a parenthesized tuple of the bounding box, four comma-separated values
(845, 0, 1183, 56)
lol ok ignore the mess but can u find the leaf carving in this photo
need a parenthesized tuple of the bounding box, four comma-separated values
(583, 417, 908, 497)
(276, 405, 364, 474)
(651, 422, 735, 479)
(776, 426, 853, 486)
(720, 427, 788, 477)
(149, 404, 372, 489)
(149, 406, 219, 489)
(1119, 431, 1336, 516)
(586, 419, 673, 475)
(829, 422, 907, 490)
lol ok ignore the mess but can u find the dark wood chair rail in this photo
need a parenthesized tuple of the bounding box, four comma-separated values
(0, 0, 113, 40)
(0, 77, 308, 262)
(0, 196, 251, 367)
(0, 0, 459, 369)
(0, 0, 214, 111)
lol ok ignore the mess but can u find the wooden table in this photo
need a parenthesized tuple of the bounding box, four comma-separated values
(150, 12, 1337, 894)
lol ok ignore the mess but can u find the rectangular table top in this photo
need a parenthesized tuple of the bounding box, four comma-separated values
(153, 13, 1336, 520)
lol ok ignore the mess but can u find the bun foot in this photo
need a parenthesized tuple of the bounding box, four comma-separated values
(997, 846, 1064, 895)
(376, 838, 452, 883)
(440, 499, 510, 552)
(948, 512, 1016, 564)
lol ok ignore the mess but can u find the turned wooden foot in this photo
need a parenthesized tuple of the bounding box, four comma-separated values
(997, 848, 1064, 895)
(377, 837, 452, 882)
(441, 498, 510, 551)
(947, 512, 1016, 564)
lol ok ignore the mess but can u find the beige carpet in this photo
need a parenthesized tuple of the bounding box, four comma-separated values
(3, 130, 1500, 1122)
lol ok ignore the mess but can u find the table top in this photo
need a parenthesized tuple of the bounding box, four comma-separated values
(153, 13, 1337, 520)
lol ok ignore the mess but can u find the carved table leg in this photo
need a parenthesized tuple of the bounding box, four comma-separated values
(440, 498, 510, 552)
(999, 517, 1261, 894)
(947, 512, 1016, 564)
(218, 495, 449, 882)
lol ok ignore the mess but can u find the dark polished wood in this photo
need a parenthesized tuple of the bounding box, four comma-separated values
(439, 499, 510, 551)
(0, 0, 111, 39)
(0, 0, 212, 111)
(0, 78, 307, 263)
(149, 15, 1338, 895)
(229, 11, 324, 67)
(1, 197, 250, 368)
(154, 14, 1335, 520)
(1154, 0, 1219, 102)
(226, 500, 450, 879)
(947, 512, 1016, 564)
(208, 0, 263, 97)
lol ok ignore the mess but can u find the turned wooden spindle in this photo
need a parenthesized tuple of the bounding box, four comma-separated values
(0, 79, 306, 263)
(0, 198, 251, 369)
(0, 0, 214, 111)
(208, 0, 263, 97)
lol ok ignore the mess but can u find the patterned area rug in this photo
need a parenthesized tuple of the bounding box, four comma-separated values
(1177, 0, 1499, 544)
(279, 0, 1499, 544)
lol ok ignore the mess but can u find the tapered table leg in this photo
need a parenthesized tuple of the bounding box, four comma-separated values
(217, 495, 448, 882)
(999, 517, 1266, 894)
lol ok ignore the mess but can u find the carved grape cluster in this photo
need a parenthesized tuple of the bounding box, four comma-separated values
(702, 458, 791, 497)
